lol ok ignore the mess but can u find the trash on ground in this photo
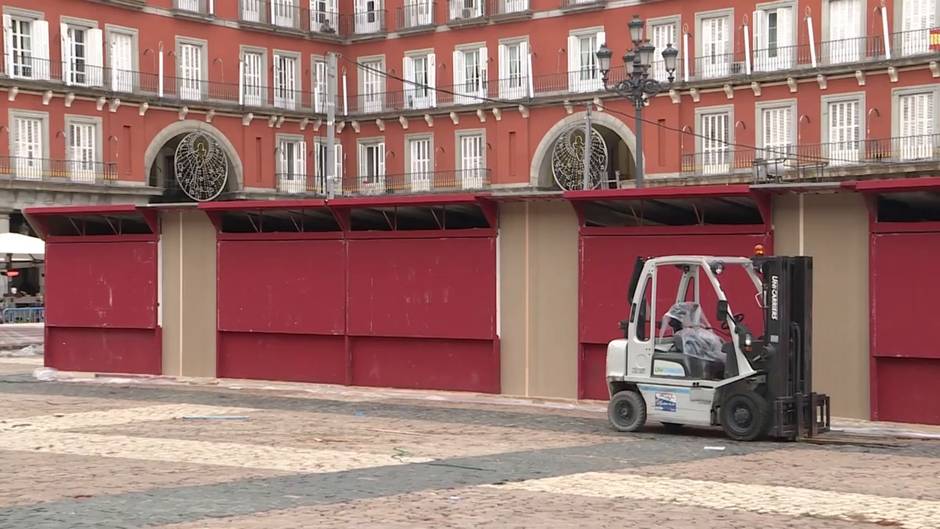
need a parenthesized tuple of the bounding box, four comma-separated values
(703, 446, 726, 451)
(180, 415, 250, 420)
(32, 367, 58, 381)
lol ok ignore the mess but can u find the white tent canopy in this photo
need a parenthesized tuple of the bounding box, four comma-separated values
(0, 233, 44, 262)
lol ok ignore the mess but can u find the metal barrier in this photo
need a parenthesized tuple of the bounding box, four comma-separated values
(2, 307, 45, 324)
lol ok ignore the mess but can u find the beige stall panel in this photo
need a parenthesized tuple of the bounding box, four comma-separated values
(773, 193, 870, 419)
(161, 209, 217, 378)
(499, 200, 580, 399)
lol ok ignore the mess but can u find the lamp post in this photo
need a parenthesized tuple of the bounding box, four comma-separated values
(596, 15, 679, 188)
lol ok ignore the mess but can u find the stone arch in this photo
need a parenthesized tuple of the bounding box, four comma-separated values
(144, 120, 243, 192)
(529, 111, 646, 189)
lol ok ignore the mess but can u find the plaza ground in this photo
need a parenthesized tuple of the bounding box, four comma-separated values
(1, 354, 939, 529)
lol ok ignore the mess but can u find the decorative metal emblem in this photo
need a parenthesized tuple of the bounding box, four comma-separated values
(174, 131, 229, 201)
(550, 125, 609, 191)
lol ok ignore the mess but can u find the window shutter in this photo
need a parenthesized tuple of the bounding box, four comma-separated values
(32, 20, 50, 80)
(777, 6, 793, 67)
(295, 140, 307, 178)
(519, 40, 529, 88)
(270, 0, 277, 24)
(60, 23, 72, 85)
(279, 141, 289, 176)
(567, 35, 578, 91)
(427, 52, 437, 106)
(497, 43, 506, 96)
(238, 58, 245, 105)
(595, 31, 605, 89)
(453, 49, 464, 102)
(335, 143, 343, 180)
(2, 16, 12, 77)
(377, 143, 385, 178)
(403, 55, 414, 106)
(87, 28, 104, 87)
(479, 46, 488, 96)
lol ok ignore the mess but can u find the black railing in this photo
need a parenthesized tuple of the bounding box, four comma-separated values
(396, 2, 436, 31)
(344, 9, 388, 35)
(488, 0, 530, 16)
(448, 0, 485, 22)
(0, 156, 118, 184)
(342, 169, 491, 195)
(560, 0, 605, 9)
(174, 0, 212, 15)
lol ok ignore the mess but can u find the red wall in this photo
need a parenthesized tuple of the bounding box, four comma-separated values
(44, 240, 161, 374)
(870, 227, 940, 425)
(215, 232, 499, 392)
(578, 228, 770, 399)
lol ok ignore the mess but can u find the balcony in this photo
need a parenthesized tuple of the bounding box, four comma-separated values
(680, 134, 940, 181)
(0, 156, 118, 185)
(343, 169, 491, 195)
(560, 0, 606, 12)
(448, 0, 485, 25)
(239, 0, 342, 37)
(349, 9, 388, 36)
(396, 2, 436, 33)
(487, 0, 530, 20)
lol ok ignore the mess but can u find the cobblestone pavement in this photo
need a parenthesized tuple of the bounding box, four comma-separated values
(0, 360, 939, 528)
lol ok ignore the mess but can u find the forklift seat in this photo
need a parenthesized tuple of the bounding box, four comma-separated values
(653, 350, 725, 380)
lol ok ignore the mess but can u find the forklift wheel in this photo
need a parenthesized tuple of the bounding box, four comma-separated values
(608, 391, 647, 432)
(720, 391, 770, 441)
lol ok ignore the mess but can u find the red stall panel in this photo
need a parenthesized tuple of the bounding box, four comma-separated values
(579, 230, 770, 400)
(217, 239, 346, 334)
(871, 229, 940, 424)
(45, 241, 158, 328)
(347, 237, 496, 340)
(45, 327, 162, 375)
(218, 332, 346, 384)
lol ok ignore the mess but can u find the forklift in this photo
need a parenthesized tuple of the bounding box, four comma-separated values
(606, 249, 830, 441)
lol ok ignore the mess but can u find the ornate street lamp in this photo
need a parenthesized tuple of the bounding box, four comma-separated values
(597, 15, 679, 188)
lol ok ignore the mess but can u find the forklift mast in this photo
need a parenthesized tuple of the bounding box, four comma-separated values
(755, 256, 830, 439)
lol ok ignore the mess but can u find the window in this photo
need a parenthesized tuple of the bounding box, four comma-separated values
(242, 0, 263, 22)
(404, 52, 435, 109)
(312, 0, 339, 32)
(457, 131, 485, 189)
(359, 58, 384, 112)
(825, 98, 861, 165)
(66, 117, 100, 183)
(357, 140, 386, 193)
(315, 139, 342, 194)
(897, 92, 935, 160)
(354, 0, 382, 33)
(754, 5, 794, 71)
(826, 0, 863, 64)
(178, 41, 204, 101)
(502, 0, 528, 14)
(10, 113, 46, 180)
(272, 0, 299, 28)
(453, 46, 487, 104)
(2, 15, 49, 80)
(450, 0, 483, 20)
(568, 30, 604, 92)
(698, 14, 731, 79)
(759, 103, 794, 159)
(273, 52, 298, 110)
(313, 58, 328, 112)
(241, 49, 265, 107)
(403, 0, 432, 27)
(62, 23, 103, 87)
(498, 40, 529, 99)
(699, 111, 731, 174)
(407, 136, 432, 192)
(898, 0, 936, 56)
(649, 20, 678, 81)
(177, 0, 202, 12)
(278, 136, 307, 193)
(108, 29, 135, 92)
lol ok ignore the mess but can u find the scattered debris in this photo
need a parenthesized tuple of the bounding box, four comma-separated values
(0, 344, 43, 357)
(32, 367, 58, 381)
(703, 446, 726, 451)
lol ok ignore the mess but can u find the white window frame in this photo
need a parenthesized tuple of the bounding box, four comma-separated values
(456, 130, 486, 189)
(753, 1, 795, 72)
(311, 0, 339, 32)
(453, 43, 487, 105)
(175, 37, 207, 101)
(354, 0, 383, 33)
(61, 17, 105, 88)
(277, 134, 307, 193)
(404, 50, 436, 109)
(271, 0, 300, 29)
(105, 25, 138, 93)
(567, 27, 605, 93)
(403, 0, 433, 27)
(895, 0, 938, 56)
(240, 46, 267, 107)
(892, 84, 939, 161)
(273, 50, 299, 110)
(65, 114, 103, 183)
(822, 0, 866, 64)
(405, 134, 433, 192)
(8, 110, 49, 181)
(821, 93, 865, 165)
(498, 37, 529, 99)
(755, 99, 797, 160)
(358, 56, 385, 113)
(312, 55, 328, 112)
(357, 138, 386, 194)
(450, 0, 484, 21)
(695, 9, 734, 79)
(241, 0, 263, 23)
(695, 105, 734, 175)
(3, 7, 49, 80)
(647, 16, 680, 82)
(314, 138, 343, 194)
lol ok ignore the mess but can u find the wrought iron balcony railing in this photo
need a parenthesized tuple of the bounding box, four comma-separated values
(239, 0, 342, 35)
(0, 156, 119, 184)
(174, 0, 212, 15)
(396, 2, 436, 31)
(344, 169, 491, 195)
(487, 0, 530, 16)
(448, 0, 485, 23)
